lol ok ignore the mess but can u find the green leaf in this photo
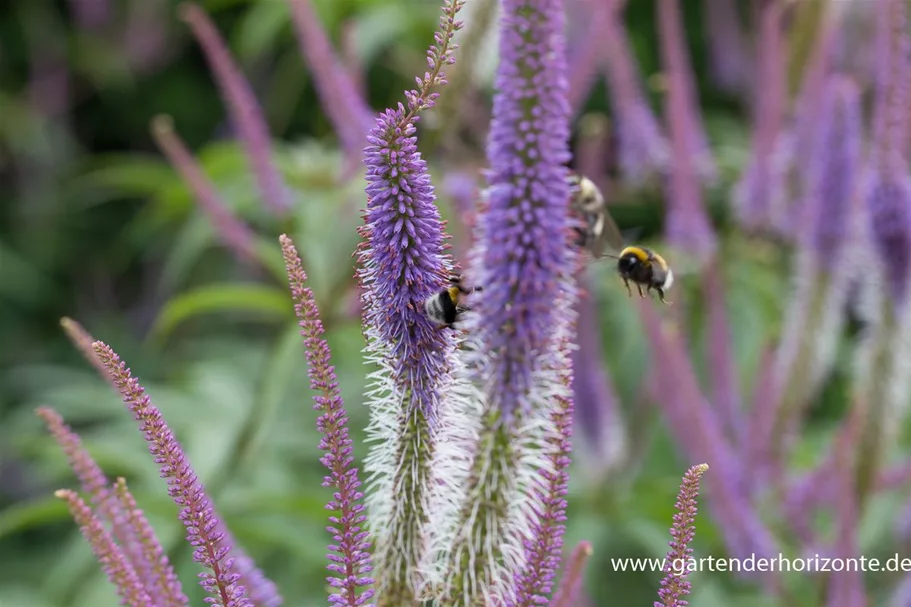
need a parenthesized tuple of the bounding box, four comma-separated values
(148, 283, 292, 343)
(235, 1, 291, 61)
(69, 154, 175, 208)
(0, 498, 68, 538)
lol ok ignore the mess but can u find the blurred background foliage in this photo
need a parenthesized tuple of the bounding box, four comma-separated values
(0, 0, 900, 606)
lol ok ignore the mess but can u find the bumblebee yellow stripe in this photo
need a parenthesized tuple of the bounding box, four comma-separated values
(619, 246, 650, 262)
(447, 286, 461, 302)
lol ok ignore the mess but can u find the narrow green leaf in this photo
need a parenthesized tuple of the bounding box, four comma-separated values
(148, 284, 291, 343)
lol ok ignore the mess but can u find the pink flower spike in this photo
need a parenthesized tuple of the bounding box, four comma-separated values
(550, 541, 593, 607)
(38, 407, 185, 606)
(280, 235, 375, 607)
(150, 115, 260, 267)
(91, 341, 271, 607)
(654, 464, 708, 607)
(55, 489, 154, 607)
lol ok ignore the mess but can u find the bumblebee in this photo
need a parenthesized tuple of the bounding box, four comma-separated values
(424, 274, 483, 327)
(567, 171, 614, 259)
(567, 170, 674, 305)
(613, 246, 674, 304)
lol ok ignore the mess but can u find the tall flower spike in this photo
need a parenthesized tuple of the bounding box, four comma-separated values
(92, 341, 260, 607)
(38, 407, 187, 607)
(178, 3, 290, 215)
(654, 463, 708, 607)
(55, 489, 153, 607)
(354, 1, 466, 603)
(60, 317, 109, 380)
(433, 0, 581, 601)
(280, 235, 374, 607)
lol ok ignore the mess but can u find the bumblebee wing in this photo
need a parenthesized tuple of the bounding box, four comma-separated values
(597, 206, 625, 255)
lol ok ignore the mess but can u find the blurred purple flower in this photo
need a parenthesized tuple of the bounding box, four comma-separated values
(802, 76, 862, 271)
(826, 419, 866, 606)
(639, 302, 779, 577)
(600, 3, 669, 186)
(656, 0, 717, 187)
(702, 0, 750, 95)
(550, 541, 593, 607)
(656, 0, 717, 259)
(571, 279, 625, 474)
(179, 3, 290, 215)
(285, 0, 373, 158)
(150, 115, 259, 266)
(732, 0, 787, 234)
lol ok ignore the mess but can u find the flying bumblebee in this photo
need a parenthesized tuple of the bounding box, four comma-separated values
(424, 274, 484, 327)
(567, 170, 674, 305)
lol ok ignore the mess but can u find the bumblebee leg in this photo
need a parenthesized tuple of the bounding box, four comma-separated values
(657, 288, 673, 305)
(636, 284, 645, 298)
(622, 277, 633, 297)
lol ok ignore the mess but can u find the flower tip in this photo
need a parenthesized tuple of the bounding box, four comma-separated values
(175, 2, 199, 23)
(150, 115, 175, 135)
(54, 489, 72, 500)
(580, 541, 593, 556)
(693, 463, 709, 474)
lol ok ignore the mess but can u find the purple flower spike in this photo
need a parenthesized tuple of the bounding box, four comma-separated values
(55, 489, 154, 607)
(113, 478, 188, 607)
(355, 1, 466, 601)
(654, 463, 708, 607)
(281, 235, 375, 607)
(866, 173, 911, 305)
(474, 0, 573, 418)
(867, 0, 911, 304)
(179, 3, 291, 215)
(803, 76, 862, 272)
(93, 341, 258, 607)
(358, 119, 452, 415)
